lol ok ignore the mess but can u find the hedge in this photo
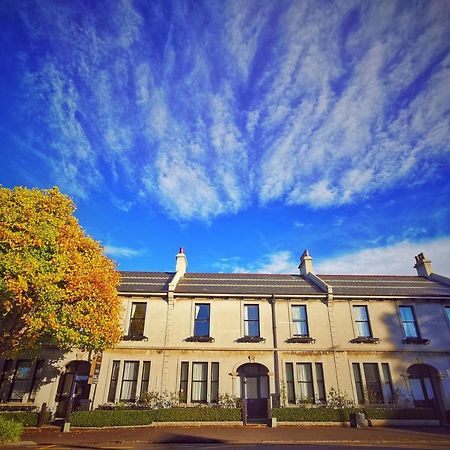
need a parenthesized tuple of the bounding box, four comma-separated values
(365, 407, 437, 420)
(0, 412, 41, 427)
(0, 417, 23, 443)
(273, 406, 438, 422)
(272, 407, 353, 422)
(70, 407, 241, 427)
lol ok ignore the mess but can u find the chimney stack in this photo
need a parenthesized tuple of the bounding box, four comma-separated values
(414, 252, 432, 277)
(175, 246, 187, 276)
(298, 249, 313, 275)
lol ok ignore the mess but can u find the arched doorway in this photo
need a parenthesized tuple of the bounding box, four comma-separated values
(237, 363, 269, 422)
(55, 361, 91, 417)
(407, 364, 445, 421)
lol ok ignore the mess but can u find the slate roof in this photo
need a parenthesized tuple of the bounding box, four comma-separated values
(174, 273, 324, 296)
(118, 272, 174, 293)
(117, 271, 450, 298)
(319, 275, 450, 298)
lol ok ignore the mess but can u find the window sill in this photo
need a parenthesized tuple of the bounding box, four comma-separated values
(285, 337, 316, 343)
(402, 337, 430, 344)
(185, 336, 215, 343)
(122, 335, 148, 341)
(350, 336, 380, 344)
(236, 336, 266, 343)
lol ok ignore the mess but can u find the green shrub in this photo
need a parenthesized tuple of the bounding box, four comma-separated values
(272, 407, 352, 422)
(70, 407, 241, 427)
(0, 412, 42, 427)
(365, 407, 437, 420)
(0, 416, 23, 443)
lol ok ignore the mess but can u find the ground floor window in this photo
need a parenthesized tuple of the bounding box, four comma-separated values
(285, 361, 326, 404)
(179, 361, 219, 403)
(352, 362, 391, 404)
(0, 359, 44, 402)
(106, 360, 151, 403)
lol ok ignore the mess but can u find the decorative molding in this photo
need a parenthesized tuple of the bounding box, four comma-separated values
(350, 336, 380, 344)
(402, 337, 430, 345)
(285, 337, 316, 344)
(185, 336, 215, 343)
(236, 336, 266, 343)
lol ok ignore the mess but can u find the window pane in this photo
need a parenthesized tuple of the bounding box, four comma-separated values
(260, 376, 268, 399)
(446, 307, 450, 322)
(9, 360, 33, 401)
(352, 363, 365, 404)
(120, 361, 139, 401)
(354, 306, 368, 321)
(363, 363, 383, 403)
(108, 361, 120, 402)
(245, 305, 259, 320)
(285, 363, 295, 404)
(210, 362, 219, 403)
(315, 363, 326, 402)
(356, 322, 371, 337)
(140, 362, 151, 397)
(129, 303, 146, 336)
(195, 304, 210, 320)
(381, 363, 393, 403)
(194, 305, 210, 337)
(296, 363, 314, 401)
(246, 321, 259, 337)
(191, 363, 207, 402)
(410, 378, 425, 401)
(403, 322, 418, 338)
(399, 306, 414, 322)
(179, 362, 189, 403)
(424, 378, 434, 399)
(28, 360, 45, 402)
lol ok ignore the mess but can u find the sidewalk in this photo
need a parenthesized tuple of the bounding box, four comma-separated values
(8, 424, 450, 447)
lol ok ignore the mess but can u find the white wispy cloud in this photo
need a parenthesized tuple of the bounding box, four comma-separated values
(229, 251, 297, 274)
(104, 245, 144, 258)
(15, 0, 450, 219)
(315, 237, 450, 276)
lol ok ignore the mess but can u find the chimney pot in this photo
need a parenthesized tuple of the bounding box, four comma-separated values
(414, 252, 432, 277)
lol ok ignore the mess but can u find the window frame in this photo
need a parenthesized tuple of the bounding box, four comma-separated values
(128, 302, 147, 337)
(398, 305, 420, 338)
(8, 360, 34, 402)
(363, 363, 384, 404)
(119, 361, 139, 402)
(296, 363, 314, 403)
(244, 304, 260, 337)
(352, 363, 365, 404)
(285, 362, 296, 404)
(291, 305, 309, 337)
(191, 362, 208, 403)
(108, 360, 121, 403)
(210, 362, 219, 403)
(140, 361, 151, 397)
(179, 362, 189, 403)
(193, 303, 211, 337)
(353, 305, 373, 338)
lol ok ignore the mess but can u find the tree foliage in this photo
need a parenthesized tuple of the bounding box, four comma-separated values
(0, 186, 122, 357)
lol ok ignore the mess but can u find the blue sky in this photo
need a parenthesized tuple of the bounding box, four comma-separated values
(1, 0, 449, 276)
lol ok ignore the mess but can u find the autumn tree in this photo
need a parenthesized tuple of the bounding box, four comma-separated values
(0, 186, 122, 358)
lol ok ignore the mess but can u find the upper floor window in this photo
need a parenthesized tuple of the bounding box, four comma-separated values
(292, 305, 309, 336)
(128, 302, 146, 337)
(353, 305, 372, 337)
(194, 304, 210, 337)
(399, 306, 419, 338)
(244, 304, 260, 337)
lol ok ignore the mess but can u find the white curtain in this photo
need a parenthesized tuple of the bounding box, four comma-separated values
(191, 363, 207, 402)
(296, 363, 313, 401)
(121, 362, 138, 400)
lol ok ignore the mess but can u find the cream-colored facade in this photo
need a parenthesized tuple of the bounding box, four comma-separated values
(1, 249, 450, 422)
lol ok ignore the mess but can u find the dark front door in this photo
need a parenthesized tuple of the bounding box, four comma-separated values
(238, 363, 269, 421)
(55, 361, 91, 417)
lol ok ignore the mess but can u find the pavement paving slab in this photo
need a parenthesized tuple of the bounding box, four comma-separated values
(1, 425, 449, 449)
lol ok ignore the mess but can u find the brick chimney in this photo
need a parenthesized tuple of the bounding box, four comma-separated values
(298, 249, 313, 275)
(175, 246, 187, 276)
(414, 252, 432, 277)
